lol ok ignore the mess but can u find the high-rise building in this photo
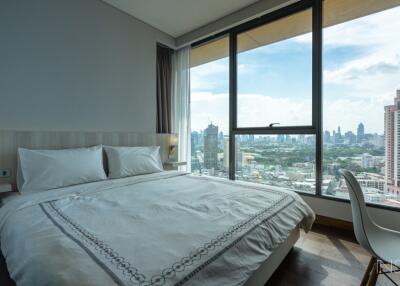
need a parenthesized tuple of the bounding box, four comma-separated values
(324, 131, 331, 144)
(236, 140, 243, 172)
(191, 131, 199, 158)
(384, 90, 400, 194)
(344, 131, 356, 145)
(223, 136, 229, 171)
(218, 131, 224, 148)
(204, 124, 219, 169)
(249, 134, 255, 144)
(357, 123, 365, 143)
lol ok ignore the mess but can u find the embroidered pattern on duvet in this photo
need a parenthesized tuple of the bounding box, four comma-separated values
(40, 192, 294, 286)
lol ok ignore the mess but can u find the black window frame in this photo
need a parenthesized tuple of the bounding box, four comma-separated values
(191, 0, 400, 212)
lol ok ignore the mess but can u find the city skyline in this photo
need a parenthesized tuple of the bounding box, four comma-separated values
(191, 121, 383, 137)
(190, 91, 400, 206)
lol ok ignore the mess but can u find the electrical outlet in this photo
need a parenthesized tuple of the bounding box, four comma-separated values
(0, 169, 11, 178)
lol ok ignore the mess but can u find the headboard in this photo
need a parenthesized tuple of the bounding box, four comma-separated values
(0, 130, 178, 190)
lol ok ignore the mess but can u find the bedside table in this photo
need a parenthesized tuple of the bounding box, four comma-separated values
(163, 161, 187, 171)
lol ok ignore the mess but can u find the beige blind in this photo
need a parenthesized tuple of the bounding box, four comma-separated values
(191, 0, 400, 68)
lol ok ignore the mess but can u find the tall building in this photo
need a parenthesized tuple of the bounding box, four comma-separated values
(357, 123, 365, 143)
(384, 90, 400, 194)
(249, 134, 255, 144)
(324, 131, 331, 144)
(236, 140, 243, 172)
(223, 136, 229, 171)
(344, 131, 356, 145)
(218, 131, 224, 148)
(204, 124, 219, 169)
(191, 131, 199, 158)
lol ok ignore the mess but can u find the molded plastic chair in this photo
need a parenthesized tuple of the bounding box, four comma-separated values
(339, 169, 400, 286)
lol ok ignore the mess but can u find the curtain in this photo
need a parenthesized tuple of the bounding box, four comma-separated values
(156, 44, 173, 133)
(171, 47, 191, 170)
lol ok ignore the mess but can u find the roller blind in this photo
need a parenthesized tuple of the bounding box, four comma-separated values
(190, 0, 400, 68)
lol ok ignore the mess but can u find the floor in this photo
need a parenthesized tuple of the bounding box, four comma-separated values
(266, 225, 400, 286)
(1, 225, 399, 286)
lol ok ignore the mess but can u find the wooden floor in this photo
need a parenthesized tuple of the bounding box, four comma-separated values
(266, 224, 400, 286)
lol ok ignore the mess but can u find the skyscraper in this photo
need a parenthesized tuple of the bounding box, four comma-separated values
(204, 124, 219, 169)
(357, 123, 365, 143)
(384, 90, 400, 195)
(223, 136, 229, 171)
(249, 134, 255, 144)
(324, 130, 331, 144)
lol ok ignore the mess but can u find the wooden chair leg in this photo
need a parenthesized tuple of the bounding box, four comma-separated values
(361, 257, 377, 286)
(366, 258, 378, 286)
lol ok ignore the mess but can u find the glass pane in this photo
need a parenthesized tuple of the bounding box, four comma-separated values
(237, 8, 312, 128)
(190, 36, 229, 179)
(322, 0, 400, 208)
(235, 134, 316, 194)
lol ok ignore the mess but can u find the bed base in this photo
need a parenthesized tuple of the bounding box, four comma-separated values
(244, 225, 300, 286)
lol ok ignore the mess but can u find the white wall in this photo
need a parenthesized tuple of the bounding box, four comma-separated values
(0, 0, 174, 133)
(301, 195, 400, 231)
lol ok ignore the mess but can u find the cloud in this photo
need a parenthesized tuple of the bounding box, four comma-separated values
(237, 94, 312, 127)
(191, 92, 312, 134)
(190, 60, 229, 91)
(191, 92, 229, 133)
(322, 6, 400, 133)
(325, 59, 400, 84)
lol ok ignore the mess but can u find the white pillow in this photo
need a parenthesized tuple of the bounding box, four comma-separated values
(104, 146, 163, 179)
(18, 146, 107, 193)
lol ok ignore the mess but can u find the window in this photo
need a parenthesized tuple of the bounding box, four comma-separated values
(233, 7, 316, 194)
(189, 0, 400, 210)
(190, 36, 229, 178)
(322, 0, 400, 208)
(237, 9, 313, 128)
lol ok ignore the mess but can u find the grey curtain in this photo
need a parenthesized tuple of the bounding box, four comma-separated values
(156, 44, 173, 133)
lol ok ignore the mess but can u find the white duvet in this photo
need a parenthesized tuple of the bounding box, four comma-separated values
(0, 171, 315, 286)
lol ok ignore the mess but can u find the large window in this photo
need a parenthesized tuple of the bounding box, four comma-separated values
(322, 0, 400, 207)
(237, 9, 313, 128)
(190, 36, 229, 178)
(189, 0, 400, 209)
(234, 7, 316, 194)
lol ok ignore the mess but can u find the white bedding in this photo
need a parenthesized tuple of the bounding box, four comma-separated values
(0, 171, 315, 286)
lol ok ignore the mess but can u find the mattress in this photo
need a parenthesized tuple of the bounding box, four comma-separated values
(0, 171, 315, 286)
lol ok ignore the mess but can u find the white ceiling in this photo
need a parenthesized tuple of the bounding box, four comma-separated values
(102, 0, 259, 37)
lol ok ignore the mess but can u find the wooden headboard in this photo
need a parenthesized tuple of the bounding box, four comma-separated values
(0, 130, 178, 190)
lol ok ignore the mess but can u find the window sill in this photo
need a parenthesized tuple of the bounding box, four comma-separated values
(298, 192, 400, 212)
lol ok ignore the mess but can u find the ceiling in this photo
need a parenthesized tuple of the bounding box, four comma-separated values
(102, 0, 259, 37)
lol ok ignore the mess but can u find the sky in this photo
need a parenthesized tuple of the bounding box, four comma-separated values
(190, 6, 400, 135)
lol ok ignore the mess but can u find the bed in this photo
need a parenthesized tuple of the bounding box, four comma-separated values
(0, 130, 315, 286)
(0, 171, 314, 286)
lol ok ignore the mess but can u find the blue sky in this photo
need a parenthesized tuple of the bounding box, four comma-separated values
(191, 6, 400, 135)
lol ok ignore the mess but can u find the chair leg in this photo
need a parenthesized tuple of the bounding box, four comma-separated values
(361, 257, 376, 286)
(365, 258, 378, 286)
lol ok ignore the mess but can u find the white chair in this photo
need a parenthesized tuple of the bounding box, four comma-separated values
(339, 169, 400, 286)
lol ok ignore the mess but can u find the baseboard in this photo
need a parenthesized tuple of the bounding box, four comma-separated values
(314, 215, 354, 232)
